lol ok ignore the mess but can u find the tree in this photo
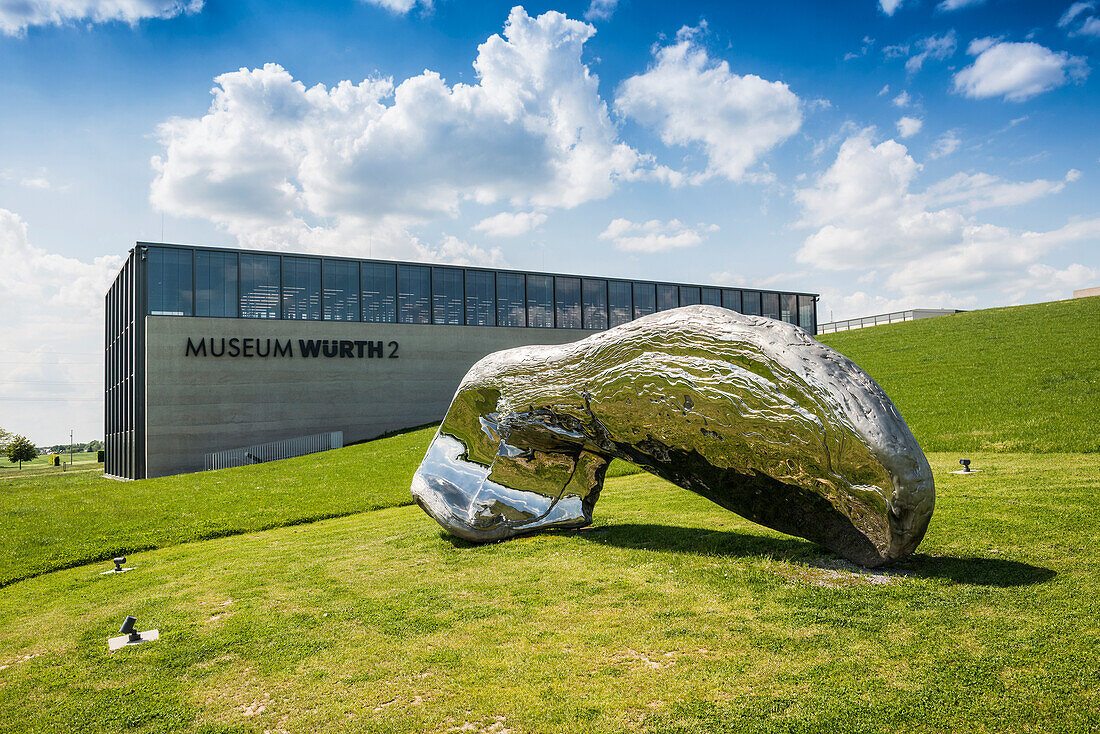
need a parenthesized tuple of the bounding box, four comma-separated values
(7, 436, 36, 469)
(0, 428, 12, 453)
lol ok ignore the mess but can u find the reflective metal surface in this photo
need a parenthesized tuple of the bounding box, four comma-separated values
(411, 306, 934, 567)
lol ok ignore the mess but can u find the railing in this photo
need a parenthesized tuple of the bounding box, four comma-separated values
(204, 431, 343, 471)
(817, 309, 962, 334)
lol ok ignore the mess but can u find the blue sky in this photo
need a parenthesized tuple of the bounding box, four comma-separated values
(1, 0, 1098, 443)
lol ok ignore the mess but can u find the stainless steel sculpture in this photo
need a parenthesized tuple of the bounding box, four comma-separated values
(411, 306, 934, 567)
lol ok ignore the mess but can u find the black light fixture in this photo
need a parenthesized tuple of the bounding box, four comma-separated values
(101, 556, 133, 575)
(959, 459, 971, 473)
(119, 615, 141, 643)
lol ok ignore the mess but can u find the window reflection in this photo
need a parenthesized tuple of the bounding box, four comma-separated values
(701, 288, 721, 307)
(798, 295, 816, 332)
(721, 289, 742, 313)
(582, 279, 608, 330)
(527, 275, 553, 328)
(195, 250, 237, 318)
(762, 292, 780, 320)
(283, 257, 321, 320)
(780, 293, 798, 325)
(432, 267, 464, 325)
(323, 260, 359, 321)
(497, 272, 525, 327)
(465, 270, 495, 327)
(240, 253, 281, 319)
(398, 265, 431, 324)
(657, 284, 678, 311)
(741, 290, 761, 316)
(147, 247, 193, 316)
(633, 282, 655, 319)
(608, 281, 632, 327)
(362, 262, 396, 323)
(679, 286, 701, 306)
(555, 276, 581, 329)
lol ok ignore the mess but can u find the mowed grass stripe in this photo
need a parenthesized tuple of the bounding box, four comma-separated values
(819, 296, 1100, 453)
(0, 453, 1096, 733)
(0, 427, 436, 588)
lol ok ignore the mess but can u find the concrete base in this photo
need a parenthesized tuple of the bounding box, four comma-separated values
(108, 629, 159, 651)
(949, 469, 982, 475)
(99, 567, 134, 575)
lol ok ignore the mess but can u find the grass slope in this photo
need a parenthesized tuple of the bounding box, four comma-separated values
(819, 296, 1100, 453)
(0, 426, 436, 587)
(0, 452, 1096, 733)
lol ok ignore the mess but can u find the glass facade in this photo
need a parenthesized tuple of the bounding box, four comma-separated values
(657, 284, 678, 312)
(147, 247, 193, 316)
(432, 267, 464, 326)
(141, 245, 817, 334)
(762, 292, 780, 320)
(240, 253, 281, 319)
(780, 293, 798, 325)
(527, 275, 553, 328)
(582, 279, 608, 330)
(283, 257, 321, 320)
(722, 289, 742, 313)
(323, 260, 359, 321)
(608, 281, 632, 327)
(633, 282, 656, 319)
(362, 262, 396, 323)
(741, 290, 761, 316)
(195, 250, 237, 318)
(398, 265, 430, 324)
(497, 272, 525, 327)
(465, 270, 495, 327)
(555, 276, 581, 329)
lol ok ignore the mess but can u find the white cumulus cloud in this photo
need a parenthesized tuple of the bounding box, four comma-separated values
(896, 116, 923, 138)
(904, 31, 957, 74)
(794, 132, 1098, 304)
(151, 7, 649, 259)
(879, 0, 906, 16)
(0, 208, 123, 444)
(953, 39, 1089, 101)
(584, 0, 618, 21)
(614, 24, 802, 184)
(929, 129, 962, 159)
(598, 218, 717, 253)
(358, 0, 431, 13)
(0, 0, 201, 36)
(473, 210, 548, 238)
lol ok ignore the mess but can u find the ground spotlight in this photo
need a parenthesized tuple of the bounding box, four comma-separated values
(950, 458, 981, 475)
(100, 556, 134, 575)
(108, 615, 159, 651)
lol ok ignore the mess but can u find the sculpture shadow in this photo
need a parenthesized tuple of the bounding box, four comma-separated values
(558, 523, 1055, 588)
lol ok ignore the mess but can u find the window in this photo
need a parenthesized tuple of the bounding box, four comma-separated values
(240, 253, 281, 319)
(633, 282, 655, 319)
(721, 289, 742, 312)
(195, 250, 237, 317)
(322, 260, 359, 321)
(780, 293, 798, 325)
(701, 288, 721, 307)
(527, 275, 554, 328)
(741, 290, 761, 316)
(799, 295, 816, 333)
(679, 286, 701, 306)
(432, 267, 464, 325)
(555, 276, 582, 329)
(762, 292, 780, 320)
(608, 281, 632, 327)
(398, 265, 431, 324)
(283, 257, 322, 320)
(146, 247, 193, 316)
(497, 272, 525, 327)
(582, 279, 608, 330)
(657, 284, 678, 311)
(362, 262, 396, 323)
(465, 270, 495, 327)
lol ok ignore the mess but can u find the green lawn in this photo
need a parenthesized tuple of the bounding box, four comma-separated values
(818, 296, 1100, 453)
(1, 297, 1098, 732)
(0, 427, 435, 587)
(0, 452, 1095, 733)
(0, 451, 100, 474)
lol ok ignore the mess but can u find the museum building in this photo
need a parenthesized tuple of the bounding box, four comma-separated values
(104, 242, 819, 479)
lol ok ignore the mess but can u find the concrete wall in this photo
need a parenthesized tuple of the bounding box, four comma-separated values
(144, 317, 600, 477)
